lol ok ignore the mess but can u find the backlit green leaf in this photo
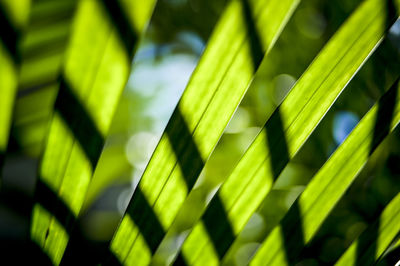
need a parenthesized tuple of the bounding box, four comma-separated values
(29, 0, 156, 264)
(170, 0, 400, 264)
(0, 0, 30, 173)
(335, 192, 400, 266)
(109, 0, 300, 264)
(251, 79, 400, 265)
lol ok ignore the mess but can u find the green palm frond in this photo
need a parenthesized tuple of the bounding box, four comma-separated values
(251, 78, 400, 265)
(26, 0, 156, 264)
(336, 192, 400, 265)
(0, 0, 29, 172)
(0, 0, 399, 265)
(164, 0, 400, 264)
(110, 0, 299, 264)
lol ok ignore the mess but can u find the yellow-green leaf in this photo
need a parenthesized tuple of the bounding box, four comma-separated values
(173, 0, 400, 264)
(251, 79, 400, 265)
(29, 0, 156, 264)
(110, 0, 300, 265)
(335, 192, 400, 266)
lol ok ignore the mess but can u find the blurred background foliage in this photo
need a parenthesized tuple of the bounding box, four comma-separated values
(0, 0, 400, 264)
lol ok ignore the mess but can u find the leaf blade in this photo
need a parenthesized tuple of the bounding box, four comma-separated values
(110, 0, 300, 264)
(173, 0, 400, 264)
(251, 78, 400, 265)
(29, 0, 156, 264)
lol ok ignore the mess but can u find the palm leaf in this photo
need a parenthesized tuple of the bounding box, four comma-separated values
(221, 27, 400, 264)
(0, 0, 399, 265)
(29, 0, 156, 264)
(250, 78, 400, 265)
(335, 192, 400, 265)
(168, 0, 400, 264)
(0, 42, 17, 169)
(0, 0, 30, 171)
(11, 0, 78, 157)
(376, 235, 400, 265)
(109, 0, 300, 264)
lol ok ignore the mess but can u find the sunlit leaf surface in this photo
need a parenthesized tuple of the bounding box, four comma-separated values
(166, 0, 400, 264)
(0, 0, 30, 171)
(109, 0, 300, 264)
(0, 0, 399, 265)
(251, 79, 400, 265)
(336, 192, 400, 265)
(29, 0, 156, 264)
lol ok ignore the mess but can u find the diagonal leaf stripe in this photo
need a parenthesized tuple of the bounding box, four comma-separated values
(250, 78, 400, 265)
(335, 192, 400, 266)
(0, 42, 18, 171)
(29, 0, 156, 264)
(172, 0, 400, 264)
(376, 234, 400, 265)
(1, 0, 399, 265)
(109, 0, 301, 264)
(220, 26, 400, 265)
(0, 0, 28, 174)
(12, 0, 78, 157)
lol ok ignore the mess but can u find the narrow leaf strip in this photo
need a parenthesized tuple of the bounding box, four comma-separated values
(250, 79, 400, 265)
(177, 0, 399, 264)
(29, 0, 156, 264)
(376, 235, 400, 265)
(13, 0, 77, 157)
(0, 42, 17, 169)
(335, 192, 400, 266)
(0, 0, 29, 171)
(109, 0, 300, 265)
(223, 18, 400, 265)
